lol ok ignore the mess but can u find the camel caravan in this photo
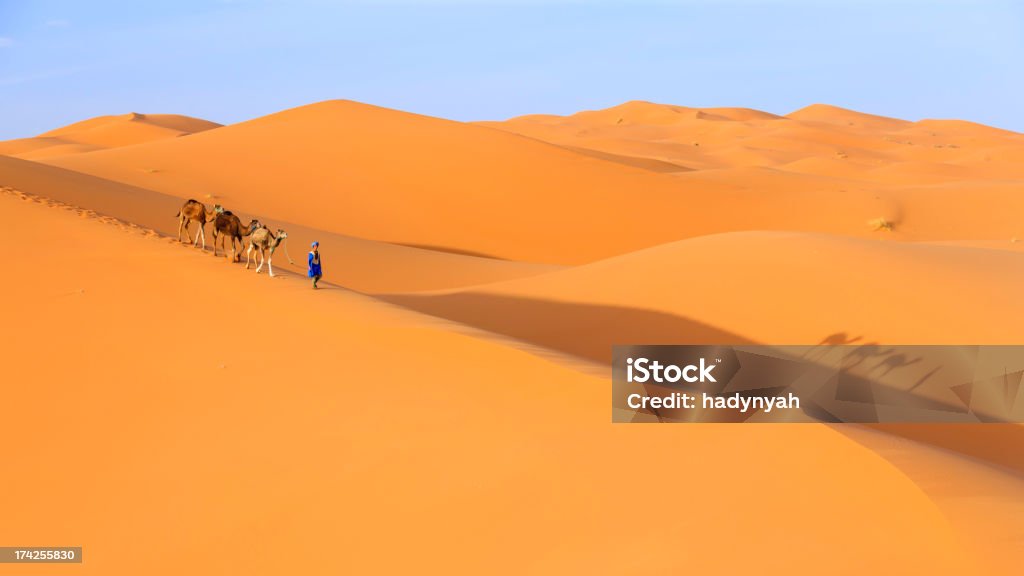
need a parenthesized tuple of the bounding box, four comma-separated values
(175, 199, 292, 277)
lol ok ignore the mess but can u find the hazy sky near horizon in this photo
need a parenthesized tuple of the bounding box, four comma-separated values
(0, 0, 1021, 138)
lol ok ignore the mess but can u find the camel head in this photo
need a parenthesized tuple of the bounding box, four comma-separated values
(269, 229, 294, 264)
(214, 204, 225, 214)
(246, 219, 262, 234)
(270, 229, 288, 247)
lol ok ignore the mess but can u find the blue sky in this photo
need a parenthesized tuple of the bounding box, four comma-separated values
(0, 0, 1021, 138)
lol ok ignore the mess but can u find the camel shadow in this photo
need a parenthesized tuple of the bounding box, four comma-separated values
(870, 353, 922, 378)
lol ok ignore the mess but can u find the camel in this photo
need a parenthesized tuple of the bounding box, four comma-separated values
(245, 225, 290, 277)
(212, 210, 261, 261)
(175, 200, 222, 250)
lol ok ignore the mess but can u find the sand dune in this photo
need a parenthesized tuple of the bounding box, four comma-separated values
(0, 155, 556, 292)
(911, 117, 1024, 139)
(561, 145, 694, 172)
(25, 101, 860, 262)
(0, 112, 221, 160)
(786, 103, 910, 130)
(383, 231, 1024, 357)
(483, 99, 1023, 185)
(3, 97, 1024, 573)
(41, 100, 728, 263)
(41, 111, 220, 137)
(563, 100, 783, 126)
(8, 100, 1011, 266)
(0, 137, 104, 158)
(382, 229, 1024, 508)
(839, 425, 1024, 575)
(0, 188, 986, 575)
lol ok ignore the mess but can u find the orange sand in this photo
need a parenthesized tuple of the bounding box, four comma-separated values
(0, 113, 220, 160)
(2, 99, 1023, 574)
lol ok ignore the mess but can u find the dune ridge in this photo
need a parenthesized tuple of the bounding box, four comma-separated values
(0, 112, 221, 160)
(5, 100, 1014, 267)
(480, 100, 1023, 179)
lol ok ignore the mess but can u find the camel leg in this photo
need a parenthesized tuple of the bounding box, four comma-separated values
(211, 231, 218, 257)
(267, 251, 275, 277)
(179, 218, 192, 244)
(256, 249, 265, 274)
(191, 222, 205, 249)
(245, 244, 254, 269)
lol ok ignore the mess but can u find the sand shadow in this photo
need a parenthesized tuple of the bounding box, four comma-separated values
(856, 423, 1024, 476)
(381, 292, 753, 363)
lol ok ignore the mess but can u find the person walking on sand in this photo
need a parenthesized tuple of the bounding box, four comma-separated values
(308, 241, 323, 289)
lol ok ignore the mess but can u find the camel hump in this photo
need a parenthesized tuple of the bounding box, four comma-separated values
(223, 210, 234, 216)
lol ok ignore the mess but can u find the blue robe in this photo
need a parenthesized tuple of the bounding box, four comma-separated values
(308, 251, 322, 278)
